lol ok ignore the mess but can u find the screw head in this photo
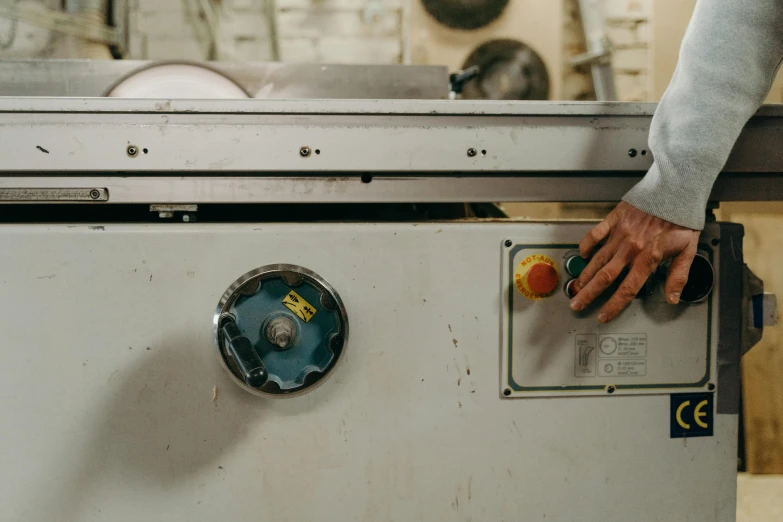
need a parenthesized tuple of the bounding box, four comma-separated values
(182, 214, 191, 223)
(708, 383, 716, 391)
(300, 146, 311, 157)
(467, 148, 477, 157)
(504, 240, 513, 247)
(274, 332, 291, 348)
(127, 146, 138, 157)
(628, 148, 637, 158)
(267, 316, 296, 350)
(89, 189, 101, 200)
(503, 388, 511, 396)
(607, 385, 616, 394)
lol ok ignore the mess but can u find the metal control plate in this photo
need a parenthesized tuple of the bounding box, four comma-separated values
(501, 243, 716, 397)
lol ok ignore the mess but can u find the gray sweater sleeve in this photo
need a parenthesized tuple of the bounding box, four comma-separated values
(623, 0, 783, 230)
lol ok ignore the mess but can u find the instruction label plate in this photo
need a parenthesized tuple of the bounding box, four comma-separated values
(598, 359, 647, 377)
(599, 334, 647, 357)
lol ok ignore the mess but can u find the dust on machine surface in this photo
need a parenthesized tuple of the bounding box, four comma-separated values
(0, 60, 780, 521)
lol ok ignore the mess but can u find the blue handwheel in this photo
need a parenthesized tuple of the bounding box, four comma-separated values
(214, 264, 348, 397)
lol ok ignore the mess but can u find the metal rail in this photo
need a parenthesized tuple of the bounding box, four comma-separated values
(1, 98, 782, 204)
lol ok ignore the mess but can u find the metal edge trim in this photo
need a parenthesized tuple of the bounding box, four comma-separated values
(716, 222, 745, 415)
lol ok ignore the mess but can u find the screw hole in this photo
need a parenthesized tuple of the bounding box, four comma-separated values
(143, 148, 148, 154)
(641, 149, 647, 156)
(628, 149, 637, 158)
(708, 383, 716, 391)
(503, 389, 511, 396)
(361, 174, 373, 184)
(711, 238, 720, 246)
(481, 149, 487, 156)
(315, 149, 320, 155)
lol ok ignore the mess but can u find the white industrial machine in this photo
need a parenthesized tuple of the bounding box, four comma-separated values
(0, 68, 780, 521)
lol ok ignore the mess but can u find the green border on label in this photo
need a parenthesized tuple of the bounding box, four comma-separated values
(506, 243, 713, 392)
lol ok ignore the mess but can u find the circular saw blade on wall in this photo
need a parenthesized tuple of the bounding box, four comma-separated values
(421, 0, 509, 30)
(461, 39, 549, 100)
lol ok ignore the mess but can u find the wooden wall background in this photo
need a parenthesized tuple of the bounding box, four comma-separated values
(718, 204, 783, 474)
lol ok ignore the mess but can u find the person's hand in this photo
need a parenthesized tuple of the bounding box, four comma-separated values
(569, 202, 700, 323)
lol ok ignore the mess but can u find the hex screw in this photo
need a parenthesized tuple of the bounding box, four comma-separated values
(267, 316, 296, 349)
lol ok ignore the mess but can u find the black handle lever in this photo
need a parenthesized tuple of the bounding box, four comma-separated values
(221, 319, 268, 388)
(449, 65, 481, 95)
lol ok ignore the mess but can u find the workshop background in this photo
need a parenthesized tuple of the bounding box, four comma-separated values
(1, 0, 781, 517)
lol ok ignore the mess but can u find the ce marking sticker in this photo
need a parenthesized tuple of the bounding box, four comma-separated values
(670, 393, 713, 438)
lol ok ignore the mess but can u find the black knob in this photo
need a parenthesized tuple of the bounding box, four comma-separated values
(680, 254, 715, 303)
(221, 319, 268, 388)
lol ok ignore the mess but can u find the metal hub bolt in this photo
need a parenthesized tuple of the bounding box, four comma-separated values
(266, 316, 296, 349)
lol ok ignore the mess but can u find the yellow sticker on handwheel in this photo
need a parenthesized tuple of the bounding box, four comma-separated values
(282, 290, 317, 322)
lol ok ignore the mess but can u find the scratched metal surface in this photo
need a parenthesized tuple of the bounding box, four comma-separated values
(0, 99, 782, 185)
(0, 222, 737, 521)
(0, 60, 449, 100)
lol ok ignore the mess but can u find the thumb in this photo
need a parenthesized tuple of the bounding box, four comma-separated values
(665, 247, 697, 304)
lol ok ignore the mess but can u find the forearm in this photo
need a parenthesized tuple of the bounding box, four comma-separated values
(623, 0, 783, 230)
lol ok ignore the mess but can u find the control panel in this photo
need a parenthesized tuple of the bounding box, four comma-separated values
(500, 241, 716, 398)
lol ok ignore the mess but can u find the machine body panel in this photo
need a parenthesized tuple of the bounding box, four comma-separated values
(0, 222, 737, 522)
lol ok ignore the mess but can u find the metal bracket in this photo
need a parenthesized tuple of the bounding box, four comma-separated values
(0, 4, 121, 47)
(753, 293, 778, 328)
(573, 0, 617, 101)
(570, 40, 614, 67)
(150, 204, 198, 222)
(742, 265, 778, 356)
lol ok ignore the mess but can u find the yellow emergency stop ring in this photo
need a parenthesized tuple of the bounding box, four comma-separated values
(514, 254, 560, 300)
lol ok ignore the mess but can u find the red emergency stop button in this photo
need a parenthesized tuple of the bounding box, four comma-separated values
(527, 263, 559, 294)
(514, 254, 560, 300)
